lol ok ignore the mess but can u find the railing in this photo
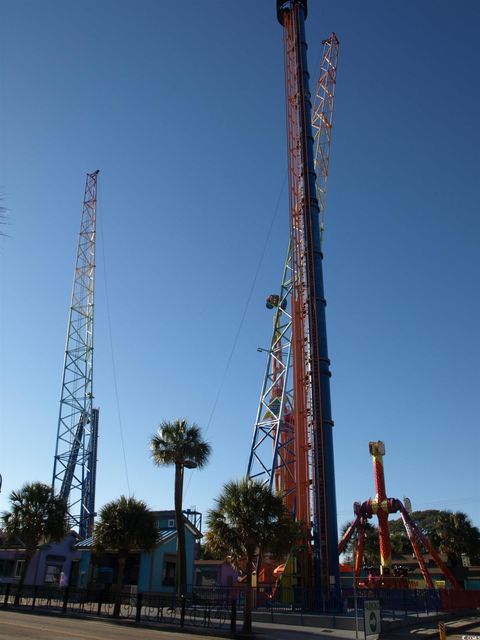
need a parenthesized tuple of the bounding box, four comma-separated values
(343, 587, 442, 619)
(1, 582, 478, 628)
(0, 583, 237, 632)
(189, 584, 480, 619)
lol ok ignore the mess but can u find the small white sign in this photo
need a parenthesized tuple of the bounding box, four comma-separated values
(364, 599, 381, 638)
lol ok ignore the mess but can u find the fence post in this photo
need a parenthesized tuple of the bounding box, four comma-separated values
(62, 587, 69, 614)
(4, 583, 11, 606)
(97, 594, 102, 617)
(230, 598, 237, 633)
(180, 595, 186, 628)
(32, 585, 38, 610)
(135, 592, 142, 623)
(438, 621, 446, 640)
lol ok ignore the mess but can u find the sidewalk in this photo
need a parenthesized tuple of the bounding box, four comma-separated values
(0, 603, 478, 640)
(252, 620, 360, 639)
(249, 614, 480, 640)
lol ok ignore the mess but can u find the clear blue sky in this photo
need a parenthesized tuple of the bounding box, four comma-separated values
(1, 1, 479, 535)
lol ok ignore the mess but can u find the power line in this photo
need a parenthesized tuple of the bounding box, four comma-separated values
(184, 174, 287, 498)
(98, 194, 131, 497)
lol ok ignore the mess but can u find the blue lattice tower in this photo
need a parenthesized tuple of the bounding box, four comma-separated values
(52, 170, 99, 539)
(247, 253, 296, 506)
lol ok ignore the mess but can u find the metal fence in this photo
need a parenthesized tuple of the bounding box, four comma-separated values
(0, 583, 237, 632)
(343, 587, 442, 620)
(189, 584, 480, 620)
(1, 582, 478, 629)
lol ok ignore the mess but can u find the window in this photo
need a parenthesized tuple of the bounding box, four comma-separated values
(197, 569, 218, 587)
(44, 564, 62, 584)
(14, 560, 25, 579)
(168, 519, 175, 528)
(0, 559, 15, 577)
(162, 554, 176, 587)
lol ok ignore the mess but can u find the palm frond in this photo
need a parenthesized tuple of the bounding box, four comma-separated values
(150, 418, 211, 468)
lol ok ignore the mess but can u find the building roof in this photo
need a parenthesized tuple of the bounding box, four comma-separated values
(74, 529, 177, 551)
(0, 530, 79, 552)
(152, 511, 202, 538)
(75, 536, 94, 550)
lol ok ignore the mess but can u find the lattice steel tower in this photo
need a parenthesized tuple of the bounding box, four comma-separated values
(52, 170, 99, 539)
(248, 0, 340, 596)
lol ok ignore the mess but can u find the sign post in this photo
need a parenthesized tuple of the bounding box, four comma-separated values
(364, 599, 381, 638)
(438, 622, 446, 640)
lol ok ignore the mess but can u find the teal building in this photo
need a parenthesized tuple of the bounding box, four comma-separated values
(76, 510, 202, 593)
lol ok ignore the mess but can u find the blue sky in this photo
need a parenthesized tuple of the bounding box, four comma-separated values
(1, 0, 479, 535)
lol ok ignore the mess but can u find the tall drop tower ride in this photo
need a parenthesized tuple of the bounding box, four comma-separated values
(248, 1, 340, 596)
(52, 170, 99, 539)
(278, 0, 339, 594)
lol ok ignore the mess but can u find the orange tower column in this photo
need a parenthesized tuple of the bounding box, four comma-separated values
(369, 441, 392, 574)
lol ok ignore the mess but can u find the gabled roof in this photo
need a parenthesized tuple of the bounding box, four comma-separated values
(152, 511, 202, 539)
(0, 530, 79, 551)
(75, 536, 94, 549)
(0, 532, 24, 549)
(181, 520, 202, 539)
(157, 530, 177, 545)
(74, 529, 178, 551)
(153, 510, 177, 518)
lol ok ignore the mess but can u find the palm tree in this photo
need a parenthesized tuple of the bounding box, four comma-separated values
(431, 511, 480, 566)
(93, 496, 158, 617)
(1, 482, 68, 604)
(340, 520, 380, 567)
(205, 478, 294, 635)
(150, 419, 211, 597)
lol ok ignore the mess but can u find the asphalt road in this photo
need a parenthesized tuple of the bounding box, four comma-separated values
(0, 609, 479, 640)
(0, 610, 362, 640)
(0, 610, 223, 640)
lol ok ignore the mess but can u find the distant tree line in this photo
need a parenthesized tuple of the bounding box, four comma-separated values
(341, 509, 480, 567)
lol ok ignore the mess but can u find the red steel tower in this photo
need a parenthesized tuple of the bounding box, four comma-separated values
(281, 1, 339, 591)
(248, 1, 340, 597)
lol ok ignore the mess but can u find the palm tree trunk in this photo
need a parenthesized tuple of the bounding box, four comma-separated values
(113, 553, 127, 618)
(14, 549, 34, 606)
(243, 548, 255, 634)
(174, 462, 187, 597)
